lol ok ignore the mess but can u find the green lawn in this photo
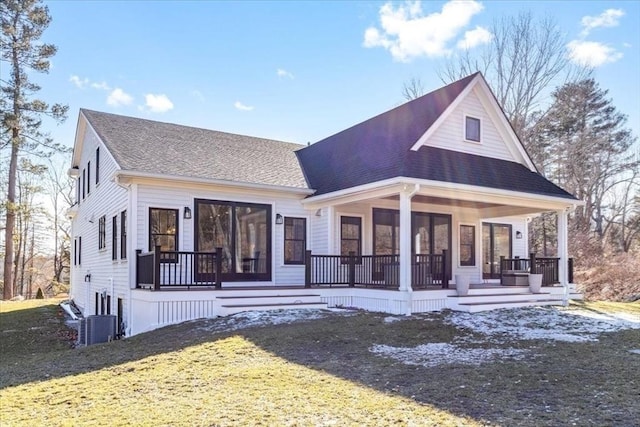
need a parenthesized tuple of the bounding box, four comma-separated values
(1, 299, 638, 426)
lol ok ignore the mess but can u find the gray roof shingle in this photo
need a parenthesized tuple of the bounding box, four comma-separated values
(81, 109, 309, 189)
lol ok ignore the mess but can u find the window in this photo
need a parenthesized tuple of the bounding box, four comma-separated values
(284, 217, 306, 265)
(87, 161, 91, 194)
(82, 169, 86, 199)
(76, 177, 81, 204)
(78, 236, 82, 264)
(95, 147, 100, 185)
(98, 216, 106, 250)
(112, 215, 118, 260)
(149, 208, 178, 262)
(340, 216, 362, 257)
(74, 237, 81, 265)
(465, 116, 481, 142)
(120, 210, 127, 259)
(195, 200, 271, 281)
(459, 225, 475, 266)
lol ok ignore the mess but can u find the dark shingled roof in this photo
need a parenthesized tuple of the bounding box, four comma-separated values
(81, 109, 309, 189)
(296, 74, 576, 200)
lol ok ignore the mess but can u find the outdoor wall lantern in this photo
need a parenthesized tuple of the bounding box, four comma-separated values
(275, 213, 284, 225)
(84, 273, 91, 282)
(184, 207, 192, 219)
(516, 231, 523, 239)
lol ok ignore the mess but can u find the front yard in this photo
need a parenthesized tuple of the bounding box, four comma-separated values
(0, 299, 638, 426)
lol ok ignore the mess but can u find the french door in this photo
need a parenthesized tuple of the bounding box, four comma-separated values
(195, 199, 271, 282)
(482, 223, 512, 279)
(372, 209, 451, 279)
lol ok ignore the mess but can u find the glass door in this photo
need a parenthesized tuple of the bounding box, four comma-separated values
(195, 199, 271, 282)
(482, 223, 512, 279)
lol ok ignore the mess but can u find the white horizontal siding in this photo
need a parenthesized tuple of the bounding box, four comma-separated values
(69, 124, 129, 324)
(423, 88, 515, 161)
(135, 182, 313, 286)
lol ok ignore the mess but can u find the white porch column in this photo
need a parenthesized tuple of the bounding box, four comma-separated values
(557, 209, 569, 305)
(399, 188, 412, 293)
(399, 185, 419, 315)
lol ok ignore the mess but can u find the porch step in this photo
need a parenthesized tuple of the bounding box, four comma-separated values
(449, 292, 554, 305)
(454, 298, 563, 313)
(215, 293, 327, 316)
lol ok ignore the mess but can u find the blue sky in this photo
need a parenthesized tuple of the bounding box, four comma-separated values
(37, 0, 639, 150)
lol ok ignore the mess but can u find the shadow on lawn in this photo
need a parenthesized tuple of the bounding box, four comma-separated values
(2, 303, 639, 426)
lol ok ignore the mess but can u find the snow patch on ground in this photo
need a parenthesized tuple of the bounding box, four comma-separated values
(445, 306, 640, 343)
(371, 343, 529, 367)
(371, 306, 639, 367)
(196, 308, 355, 333)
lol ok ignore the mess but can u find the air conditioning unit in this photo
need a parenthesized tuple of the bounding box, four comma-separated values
(77, 315, 117, 346)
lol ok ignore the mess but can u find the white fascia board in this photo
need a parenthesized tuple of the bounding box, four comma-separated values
(301, 176, 583, 211)
(70, 112, 87, 168)
(300, 178, 405, 208)
(409, 74, 481, 152)
(113, 170, 315, 196)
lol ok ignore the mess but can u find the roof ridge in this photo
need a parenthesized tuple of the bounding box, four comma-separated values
(80, 108, 304, 148)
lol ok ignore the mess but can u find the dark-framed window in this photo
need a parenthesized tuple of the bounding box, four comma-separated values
(341, 216, 362, 257)
(149, 208, 178, 262)
(78, 236, 82, 264)
(87, 161, 91, 194)
(120, 210, 127, 259)
(195, 199, 272, 281)
(82, 169, 86, 199)
(112, 215, 118, 260)
(459, 224, 476, 266)
(74, 237, 81, 265)
(465, 116, 481, 142)
(95, 147, 100, 185)
(98, 215, 106, 250)
(284, 217, 306, 265)
(76, 177, 81, 204)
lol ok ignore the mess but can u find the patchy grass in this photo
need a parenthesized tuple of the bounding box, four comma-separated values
(1, 299, 639, 426)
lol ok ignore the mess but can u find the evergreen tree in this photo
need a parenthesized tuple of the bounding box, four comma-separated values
(540, 79, 638, 240)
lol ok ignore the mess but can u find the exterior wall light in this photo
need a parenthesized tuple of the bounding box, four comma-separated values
(516, 231, 523, 239)
(275, 213, 284, 225)
(184, 207, 192, 219)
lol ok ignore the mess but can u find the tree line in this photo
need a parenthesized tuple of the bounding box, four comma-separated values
(1, 2, 638, 300)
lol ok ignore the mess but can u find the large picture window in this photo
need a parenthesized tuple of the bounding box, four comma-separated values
(149, 208, 178, 262)
(195, 199, 271, 281)
(459, 225, 475, 266)
(284, 217, 306, 265)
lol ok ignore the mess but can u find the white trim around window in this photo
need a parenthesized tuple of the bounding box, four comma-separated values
(463, 114, 482, 143)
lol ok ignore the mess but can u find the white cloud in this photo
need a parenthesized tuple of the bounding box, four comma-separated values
(456, 26, 492, 50)
(91, 81, 110, 91)
(234, 101, 254, 111)
(580, 8, 624, 37)
(69, 75, 89, 89)
(567, 40, 623, 67)
(277, 68, 294, 79)
(144, 94, 174, 113)
(363, 0, 484, 62)
(106, 88, 134, 107)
